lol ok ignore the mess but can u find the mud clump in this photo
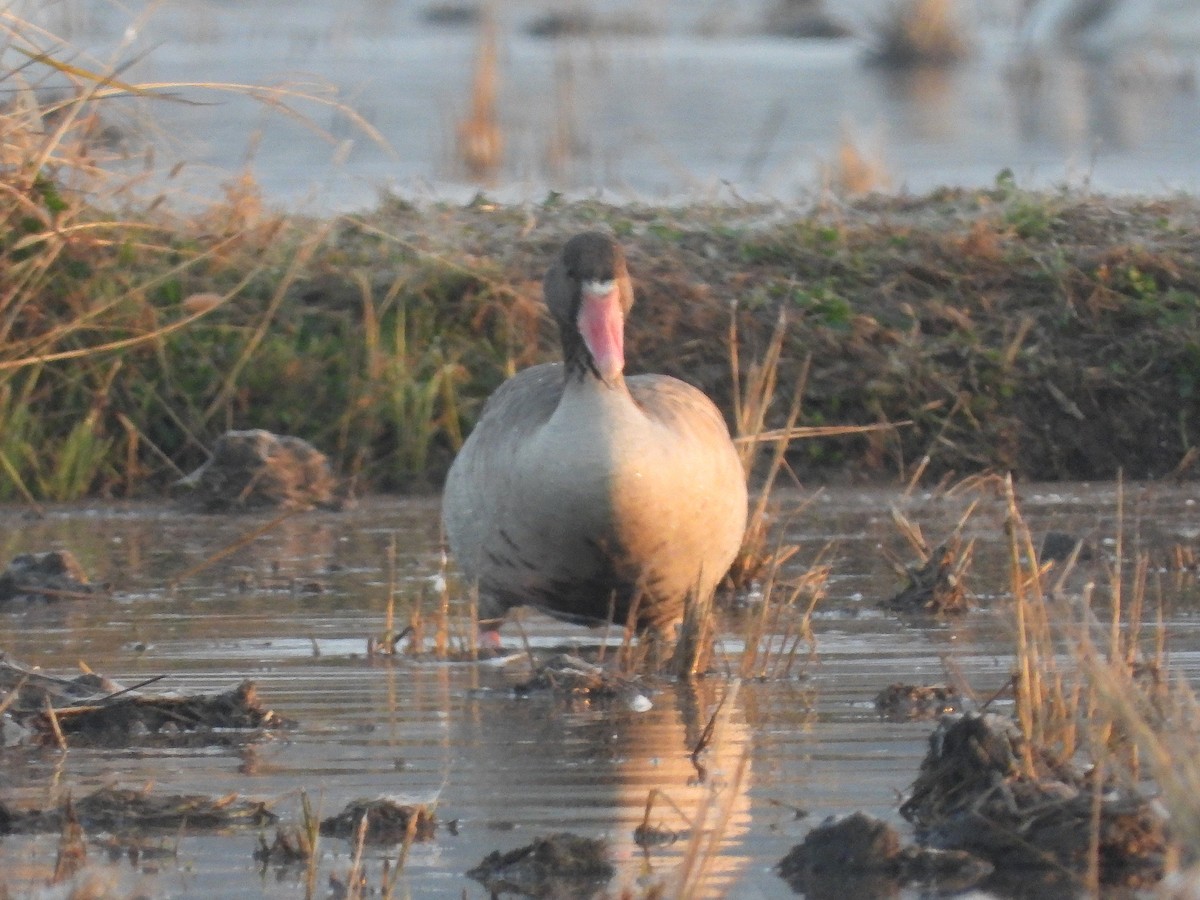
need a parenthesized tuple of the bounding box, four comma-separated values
(514, 653, 649, 709)
(174, 429, 344, 512)
(1039, 531, 1094, 563)
(468, 832, 614, 899)
(0, 658, 294, 748)
(0, 653, 119, 712)
(319, 798, 437, 843)
(777, 811, 991, 897)
(875, 683, 964, 721)
(901, 713, 1167, 889)
(28, 680, 295, 747)
(255, 825, 315, 865)
(0, 550, 102, 602)
(882, 538, 970, 614)
(0, 786, 276, 835)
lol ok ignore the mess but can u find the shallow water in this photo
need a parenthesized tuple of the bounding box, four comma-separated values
(1, 482, 1198, 897)
(17, 0, 1200, 211)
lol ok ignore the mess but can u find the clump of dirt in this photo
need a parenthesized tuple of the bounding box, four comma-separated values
(875, 683, 964, 720)
(0, 653, 119, 712)
(255, 826, 313, 865)
(1039, 531, 1094, 563)
(514, 653, 646, 705)
(319, 798, 437, 843)
(901, 712, 1167, 889)
(777, 810, 992, 896)
(882, 538, 971, 614)
(27, 680, 296, 748)
(173, 429, 345, 512)
(0, 786, 276, 834)
(0, 551, 103, 602)
(468, 832, 614, 899)
(0, 658, 293, 748)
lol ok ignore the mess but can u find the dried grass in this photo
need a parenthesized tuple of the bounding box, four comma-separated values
(997, 476, 1200, 883)
(865, 0, 972, 69)
(820, 124, 892, 197)
(457, 9, 503, 181)
(0, 11, 382, 501)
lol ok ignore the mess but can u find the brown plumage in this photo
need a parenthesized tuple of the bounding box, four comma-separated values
(442, 232, 747, 636)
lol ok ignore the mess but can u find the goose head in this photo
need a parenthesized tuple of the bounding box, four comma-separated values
(544, 232, 635, 385)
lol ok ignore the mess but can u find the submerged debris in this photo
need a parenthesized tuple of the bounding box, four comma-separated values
(319, 798, 437, 843)
(26, 680, 295, 747)
(254, 826, 313, 865)
(0, 550, 102, 602)
(468, 832, 614, 900)
(882, 538, 971, 614)
(514, 653, 637, 701)
(174, 429, 344, 512)
(777, 811, 991, 896)
(0, 786, 276, 834)
(0, 658, 294, 748)
(1039, 531, 1094, 563)
(0, 653, 119, 713)
(875, 682, 964, 720)
(901, 713, 1167, 888)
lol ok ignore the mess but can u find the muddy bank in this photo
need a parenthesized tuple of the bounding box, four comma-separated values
(5, 186, 1199, 498)
(347, 187, 1199, 485)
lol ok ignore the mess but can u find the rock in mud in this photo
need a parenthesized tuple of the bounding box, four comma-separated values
(881, 538, 970, 614)
(174, 429, 343, 512)
(0, 550, 101, 602)
(319, 798, 437, 843)
(875, 682, 964, 720)
(468, 832, 614, 899)
(0, 786, 276, 834)
(901, 712, 1167, 888)
(777, 811, 991, 896)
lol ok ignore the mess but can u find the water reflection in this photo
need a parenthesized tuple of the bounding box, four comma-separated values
(0, 483, 1198, 896)
(13, 0, 1200, 205)
(447, 675, 753, 896)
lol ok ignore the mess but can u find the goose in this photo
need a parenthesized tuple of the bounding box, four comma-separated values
(442, 231, 748, 642)
(1016, 0, 1187, 58)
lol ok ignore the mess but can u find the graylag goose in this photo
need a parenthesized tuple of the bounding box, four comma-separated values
(442, 232, 747, 641)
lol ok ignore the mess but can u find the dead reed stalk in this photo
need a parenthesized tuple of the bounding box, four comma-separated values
(1003, 475, 1185, 818)
(457, 8, 503, 181)
(726, 308, 904, 591)
(736, 551, 827, 680)
(1003, 473, 1078, 772)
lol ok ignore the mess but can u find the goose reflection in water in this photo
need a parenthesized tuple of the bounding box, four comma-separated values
(452, 672, 753, 897)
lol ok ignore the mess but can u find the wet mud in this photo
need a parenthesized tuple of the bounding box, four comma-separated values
(901, 713, 1168, 889)
(0, 551, 103, 603)
(468, 832, 615, 899)
(0, 786, 276, 835)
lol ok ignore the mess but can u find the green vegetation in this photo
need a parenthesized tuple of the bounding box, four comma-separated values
(5, 176, 1200, 501)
